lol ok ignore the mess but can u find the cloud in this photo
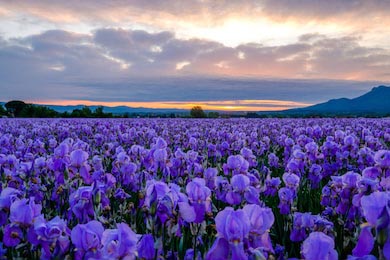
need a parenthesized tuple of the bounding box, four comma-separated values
(1, 1, 390, 48)
(261, 0, 390, 20)
(2, 1, 390, 24)
(0, 28, 388, 104)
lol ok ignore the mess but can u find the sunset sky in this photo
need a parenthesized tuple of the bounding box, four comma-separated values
(0, 0, 389, 111)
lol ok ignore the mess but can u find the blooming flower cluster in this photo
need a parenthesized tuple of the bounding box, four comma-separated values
(0, 118, 390, 259)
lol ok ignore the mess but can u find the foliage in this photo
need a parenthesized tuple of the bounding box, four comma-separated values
(5, 100, 27, 117)
(190, 106, 206, 118)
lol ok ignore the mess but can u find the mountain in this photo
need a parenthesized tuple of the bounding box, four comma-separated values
(283, 85, 390, 116)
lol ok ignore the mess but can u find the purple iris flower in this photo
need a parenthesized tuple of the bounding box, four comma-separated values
(360, 191, 388, 226)
(264, 177, 281, 196)
(9, 198, 42, 226)
(305, 141, 319, 161)
(301, 232, 338, 260)
(3, 224, 23, 247)
(278, 187, 294, 215)
(155, 137, 167, 149)
(240, 147, 257, 167)
(31, 215, 71, 259)
(308, 164, 323, 189)
(351, 191, 390, 258)
(0, 187, 23, 210)
(223, 155, 249, 175)
(69, 186, 94, 223)
(268, 153, 279, 168)
(243, 204, 274, 252)
(362, 167, 381, 179)
(179, 178, 211, 223)
(71, 220, 104, 260)
(204, 168, 218, 189)
(352, 225, 375, 258)
(69, 149, 91, 184)
(282, 173, 300, 190)
(290, 212, 315, 242)
(143, 180, 170, 208)
(206, 207, 250, 260)
(137, 234, 155, 260)
(215, 176, 230, 201)
(101, 223, 138, 259)
(342, 171, 361, 189)
(374, 150, 390, 169)
(70, 149, 89, 168)
(156, 194, 176, 224)
(226, 174, 260, 205)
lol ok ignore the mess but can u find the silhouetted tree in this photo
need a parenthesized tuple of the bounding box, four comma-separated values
(0, 105, 6, 116)
(190, 106, 206, 118)
(208, 111, 219, 118)
(5, 100, 27, 117)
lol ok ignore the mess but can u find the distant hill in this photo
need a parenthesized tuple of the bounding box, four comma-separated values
(38, 105, 190, 115)
(281, 85, 390, 116)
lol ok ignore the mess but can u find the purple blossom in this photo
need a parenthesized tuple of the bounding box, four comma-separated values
(243, 204, 274, 252)
(3, 224, 23, 247)
(301, 232, 338, 260)
(290, 212, 315, 242)
(69, 186, 94, 223)
(206, 207, 249, 260)
(224, 155, 249, 175)
(71, 220, 104, 259)
(179, 178, 211, 223)
(31, 216, 71, 259)
(9, 198, 42, 226)
(101, 223, 138, 259)
(278, 187, 294, 215)
(226, 174, 260, 205)
(264, 177, 281, 196)
(137, 234, 155, 260)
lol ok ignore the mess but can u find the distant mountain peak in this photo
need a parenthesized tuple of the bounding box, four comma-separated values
(285, 85, 390, 115)
(371, 85, 390, 93)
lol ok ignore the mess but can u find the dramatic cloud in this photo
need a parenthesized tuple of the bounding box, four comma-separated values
(0, 28, 386, 107)
(1, 28, 389, 80)
(1, 1, 389, 47)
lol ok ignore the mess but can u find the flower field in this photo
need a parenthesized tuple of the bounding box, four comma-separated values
(1, 118, 390, 259)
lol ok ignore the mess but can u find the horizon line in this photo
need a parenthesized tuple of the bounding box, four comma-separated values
(1, 99, 313, 112)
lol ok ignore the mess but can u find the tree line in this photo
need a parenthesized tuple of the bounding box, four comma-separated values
(1, 101, 113, 118)
(0, 101, 220, 118)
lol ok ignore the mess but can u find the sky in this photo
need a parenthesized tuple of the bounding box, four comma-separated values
(0, 0, 389, 111)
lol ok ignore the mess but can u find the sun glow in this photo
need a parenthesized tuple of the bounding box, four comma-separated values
(29, 99, 312, 112)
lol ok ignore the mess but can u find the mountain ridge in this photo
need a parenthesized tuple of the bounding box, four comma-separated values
(283, 85, 390, 115)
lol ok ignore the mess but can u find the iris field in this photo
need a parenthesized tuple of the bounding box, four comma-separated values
(1, 118, 390, 259)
